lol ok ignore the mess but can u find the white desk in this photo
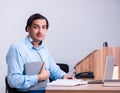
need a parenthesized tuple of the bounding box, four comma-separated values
(46, 84, 120, 93)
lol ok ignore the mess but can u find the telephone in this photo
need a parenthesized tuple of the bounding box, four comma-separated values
(75, 71, 94, 79)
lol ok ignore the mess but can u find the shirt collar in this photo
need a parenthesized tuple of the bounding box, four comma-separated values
(27, 35, 33, 43)
(25, 36, 43, 50)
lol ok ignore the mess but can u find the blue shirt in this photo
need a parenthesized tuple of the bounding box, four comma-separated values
(6, 36, 66, 90)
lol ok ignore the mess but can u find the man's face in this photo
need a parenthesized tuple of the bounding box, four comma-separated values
(27, 19, 47, 42)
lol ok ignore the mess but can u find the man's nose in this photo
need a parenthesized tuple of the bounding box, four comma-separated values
(38, 27, 43, 33)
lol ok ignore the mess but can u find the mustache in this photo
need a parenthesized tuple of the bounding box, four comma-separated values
(37, 32, 41, 34)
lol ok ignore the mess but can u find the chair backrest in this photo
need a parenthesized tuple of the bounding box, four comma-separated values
(49, 63, 69, 82)
(56, 63, 69, 73)
(5, 77, 23, 93)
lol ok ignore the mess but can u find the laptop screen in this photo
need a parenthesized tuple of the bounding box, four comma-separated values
(103, 56, 115, 81)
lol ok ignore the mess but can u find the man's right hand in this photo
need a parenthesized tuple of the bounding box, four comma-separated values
(38, 63, 50, 81)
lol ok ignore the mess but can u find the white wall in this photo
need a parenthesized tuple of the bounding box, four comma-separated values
(0, 0, 120, 92)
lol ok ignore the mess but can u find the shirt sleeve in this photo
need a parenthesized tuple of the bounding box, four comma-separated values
(44, 47, 67, 80)
(6, 45, 38, 89)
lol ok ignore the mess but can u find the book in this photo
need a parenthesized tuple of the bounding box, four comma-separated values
(47, 79, 88, 87)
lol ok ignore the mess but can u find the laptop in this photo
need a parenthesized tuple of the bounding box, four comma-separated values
(24, 62, 47, 90)
(88, 56, 115, 84)
(103, 56, 115, 82)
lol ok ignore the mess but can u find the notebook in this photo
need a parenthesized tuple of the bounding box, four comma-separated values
(88, 56, 115, 84)
(47, 79, 88, 87)
(24, 62, 47, 90)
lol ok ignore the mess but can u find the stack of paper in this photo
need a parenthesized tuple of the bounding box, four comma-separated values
(47, 79, 88, 87)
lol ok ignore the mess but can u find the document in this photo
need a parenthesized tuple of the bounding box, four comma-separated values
(47, 79, 88, 87)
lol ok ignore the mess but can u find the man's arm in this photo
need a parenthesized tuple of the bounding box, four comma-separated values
(6, 45, 38, 89)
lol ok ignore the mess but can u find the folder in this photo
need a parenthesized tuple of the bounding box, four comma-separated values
(24, 62, 47, 90)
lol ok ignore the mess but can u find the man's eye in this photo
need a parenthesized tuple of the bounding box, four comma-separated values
(42, 25, 47, 29)
(33, 26, 39, 29)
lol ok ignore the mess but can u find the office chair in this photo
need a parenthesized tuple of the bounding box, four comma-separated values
(5, 76, 45, 93)
(5, 77, 24, 93)
(49, 63, 69, 82)
(56, 63, 69, 73)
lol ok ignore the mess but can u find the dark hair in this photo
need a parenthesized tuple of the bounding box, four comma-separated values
(25, 13, 49, 31)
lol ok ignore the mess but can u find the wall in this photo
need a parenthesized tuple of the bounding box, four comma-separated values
(0, 0, 120, 92)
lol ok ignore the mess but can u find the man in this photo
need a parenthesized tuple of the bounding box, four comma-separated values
(6, 13, 74, 92)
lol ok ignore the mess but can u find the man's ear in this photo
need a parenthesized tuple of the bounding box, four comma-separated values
(26, 26, 30, 32)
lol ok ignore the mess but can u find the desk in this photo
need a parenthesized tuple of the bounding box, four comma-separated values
(46, 84, 120, 93)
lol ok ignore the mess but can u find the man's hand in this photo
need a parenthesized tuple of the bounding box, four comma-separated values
(38, 63, 50, 81)
(62, 74, 76, 79)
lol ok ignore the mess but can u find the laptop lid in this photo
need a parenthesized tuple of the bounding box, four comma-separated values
(103, 56, 115, 82)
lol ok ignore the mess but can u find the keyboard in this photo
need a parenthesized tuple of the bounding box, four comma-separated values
(47, 79, 88, 87)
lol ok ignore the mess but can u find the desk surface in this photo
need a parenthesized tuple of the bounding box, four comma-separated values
(46, 84, 120, 93)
